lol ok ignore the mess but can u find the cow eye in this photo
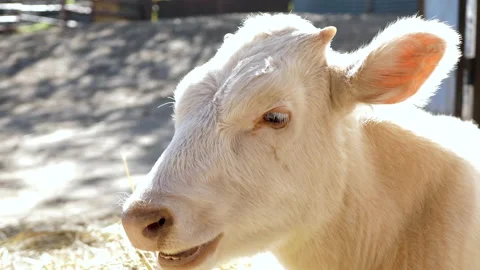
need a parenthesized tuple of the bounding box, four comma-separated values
(263, 110, 290, 129)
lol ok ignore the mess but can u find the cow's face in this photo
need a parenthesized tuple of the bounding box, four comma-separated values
(121, 14, 459, 270)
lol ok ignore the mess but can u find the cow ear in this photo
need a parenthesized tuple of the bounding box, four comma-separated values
(345, 17, 460, 105)
(309, 26, 337, 61)
(318, 26, 337, 44)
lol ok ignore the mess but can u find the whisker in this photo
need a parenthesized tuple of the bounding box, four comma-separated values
(157, 101, 175, 109)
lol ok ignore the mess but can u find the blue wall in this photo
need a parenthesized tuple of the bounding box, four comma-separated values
(423, 0, 459, 115)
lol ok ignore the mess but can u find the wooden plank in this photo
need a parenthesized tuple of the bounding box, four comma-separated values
(0, 3, 91, 14)
(94, 2, 121, 13)
(0, 15, 19, 24)
(0, 3, 59, 12)
(0, 24, 16, 34)
(92, 0, 151, 22)
(60, 0, 67, 28)
(18, 13, 79, 27)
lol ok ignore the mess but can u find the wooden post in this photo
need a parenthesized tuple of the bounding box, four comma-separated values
(454, 0, 467, 118)
(59, 0, 67, 28)
(140, 0, 152, 20)
(473, 0, 480, 124)
(90, 0, 96, 23)
(417, 0, 424, 17)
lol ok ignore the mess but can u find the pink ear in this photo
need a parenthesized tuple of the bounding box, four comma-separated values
(355, 32, 446, 104)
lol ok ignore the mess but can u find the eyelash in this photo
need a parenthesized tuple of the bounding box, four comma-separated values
(263, 111, 290, 129)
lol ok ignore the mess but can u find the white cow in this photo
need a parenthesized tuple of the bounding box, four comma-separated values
(121, 13, 480, 270)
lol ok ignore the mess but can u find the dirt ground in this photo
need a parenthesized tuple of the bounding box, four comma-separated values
(0, 12, 399, 269)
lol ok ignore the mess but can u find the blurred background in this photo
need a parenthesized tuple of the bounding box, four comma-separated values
(0, 0, 478, 268)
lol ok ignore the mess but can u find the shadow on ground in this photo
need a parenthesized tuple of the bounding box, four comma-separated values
(0, 13, 399, 227)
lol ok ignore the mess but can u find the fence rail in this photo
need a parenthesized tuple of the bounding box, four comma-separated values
(0, 1, 91, 33)
(0, 0, 290, 32)
(0, 3, 91, 14)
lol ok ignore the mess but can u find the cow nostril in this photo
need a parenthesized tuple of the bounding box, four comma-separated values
(158, 217, 166, 226)
(144, 217, 168, 238)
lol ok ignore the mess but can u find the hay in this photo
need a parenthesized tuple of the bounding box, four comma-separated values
(0, 219, 283, 270)
(0, 219, 153, 270)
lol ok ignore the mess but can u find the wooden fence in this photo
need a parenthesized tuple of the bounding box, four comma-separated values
(0, 1, 91, 33)
(91, 0, 152, 22)
(152, 0, 290, 18)
(91, 0, 290, 21)
(0, 0, 291, 33)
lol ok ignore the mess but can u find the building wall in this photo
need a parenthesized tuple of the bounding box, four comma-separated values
(423, 0, 459, 115)
(293, 0, 418, 15)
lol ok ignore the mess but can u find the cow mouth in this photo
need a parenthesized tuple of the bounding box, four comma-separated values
(157, 234, 223, 269)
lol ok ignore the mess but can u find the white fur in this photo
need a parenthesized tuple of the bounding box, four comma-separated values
(123, 13, 480, 270)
